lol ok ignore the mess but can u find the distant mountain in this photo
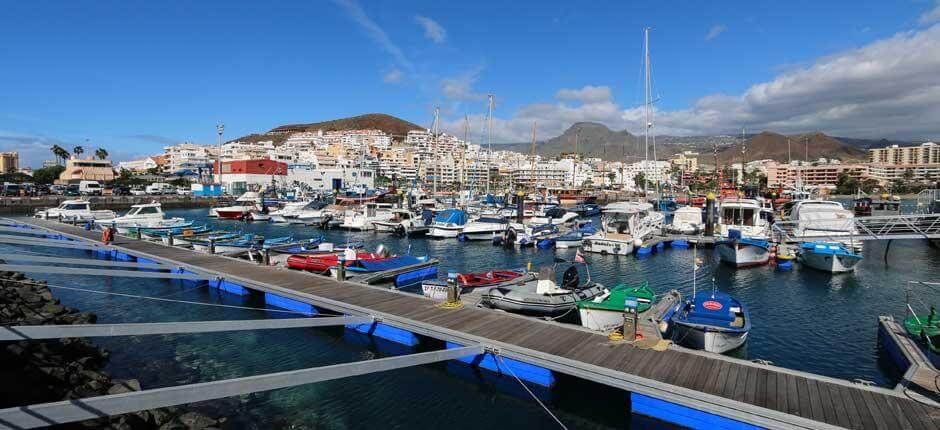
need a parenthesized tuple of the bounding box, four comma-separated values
(832, 136, 913, 149)
(715, 131, 867, 164)
(495, 122, 641, 161)
(231, 113, 424, 144)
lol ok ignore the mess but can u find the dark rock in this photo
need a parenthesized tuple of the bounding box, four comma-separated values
(81, 369, 109, 382)
(41, 303, 65, 315)
(176, 412, 218, 429)
(5, 343, 25, 357)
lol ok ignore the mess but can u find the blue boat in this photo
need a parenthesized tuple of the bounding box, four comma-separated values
(333, 255, 439, 288)
(798, 242, 862, 273)
(555, 223, 596, 249)
(717, 230, 771, 268)
(671, 291, 750, 354)
(428, 209, 468, 239)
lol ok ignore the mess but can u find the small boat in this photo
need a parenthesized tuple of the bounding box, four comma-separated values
(136, 224, 209, 239)
(798, 242, 862, 273)
(422, 269, 533, 300)
(904, 307, 940, 354)
(671, 290, 750, 354)
(428, 208, 468, 238)
(529, 207, 579, 226)
(331, 255, 438, 288)
(95, 201, 186, 234)
(35, 199, 116, 221)
(340, 203, 394, 231)
(667, 206, 704, 235)
(555, 222, 598, 248)
(717, 231, 771, 268)
(269, 200, 313, 223)
(458, 216, 509, 241)
(577, 283, 654, 332)
(571, 203, 601, 217)
(372, 209, 431, 236)
(481, 263, 607, 316)
(214, 192, 262, 220)
(286, 250, 385, 274)
(499, 223, 559, 247)
(583, 202, 664, 255)
(213, 235, 293, 254)
(183, 233, 243, 251)
(263, 240, 356, 266)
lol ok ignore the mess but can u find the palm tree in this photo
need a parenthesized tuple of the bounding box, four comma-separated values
(73, 146, 84, 159)
(50, 145, 63, 165)
(95, 148, 109, 160)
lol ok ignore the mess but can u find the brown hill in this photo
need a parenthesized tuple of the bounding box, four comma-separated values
(269, 113, 423, 138)
(715, 131, 867, 164)
(496, 122, 641, 162)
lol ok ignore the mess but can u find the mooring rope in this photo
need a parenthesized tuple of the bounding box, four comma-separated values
(496, 355, 568, 430)
(1, 278, 329, 316)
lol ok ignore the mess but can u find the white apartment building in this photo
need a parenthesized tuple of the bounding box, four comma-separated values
(221, 141, 274, 161)
(163, 143, 217, 173)
(118, 157, 159, 173)
(869, 142, 940, 165)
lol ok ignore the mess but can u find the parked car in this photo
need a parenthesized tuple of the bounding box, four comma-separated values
(145, 182, 173, 195)
(113, 186, 132, 196)
(1, 183, 21, 197)
(49, 185, 65, 195)
(79, 180, 103, 196)
(176, 186, 192, 196)
(64, 184, 80, 196)
(130, 187, 147, 196)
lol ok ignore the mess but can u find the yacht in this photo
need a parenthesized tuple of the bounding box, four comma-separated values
(295, 202, 336, 225)
(372, 209, 431, 236)
(35, 199, 115, 221)
(582, 202, 664, 255)
(459, 216, 509, 241)
(96, 201, 185, 234)
(340, 203, 393, 231)
(427, 208, 468, 238)
(213, 192, 262, 220)
(786, 200, 858, 246)
(269, 200, 313, 223)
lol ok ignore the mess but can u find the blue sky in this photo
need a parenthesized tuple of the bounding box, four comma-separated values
(3, 0, 940, 167)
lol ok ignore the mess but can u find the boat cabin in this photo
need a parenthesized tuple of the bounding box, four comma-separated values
(853, 197, 901, 217)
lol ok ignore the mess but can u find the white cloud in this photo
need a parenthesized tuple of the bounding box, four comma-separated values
(919, 1, 940, 24)
(555, 85, 613, 104)
(333, 0, 414, 73)
(705, 24, 727, 41)
(442, 67, 484, 101)
(415, 16, 446, 44)
(383, 69, 403, 83)
(443, 24, 940, 142)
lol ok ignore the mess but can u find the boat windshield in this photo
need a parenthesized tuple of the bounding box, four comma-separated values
(129, 206, 160, 216)
(476, 217, 507, 224)
(722, 208, 756, 225)
(62, 203, 89, 210)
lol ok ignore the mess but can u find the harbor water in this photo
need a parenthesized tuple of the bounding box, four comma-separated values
(6, 203, 940, 429)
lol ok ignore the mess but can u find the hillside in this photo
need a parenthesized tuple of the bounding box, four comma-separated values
(269, 113, 423, 138)
(714, 131, 867, 164)
(496, 122, 642, 161)
(230, 113, 424, 144)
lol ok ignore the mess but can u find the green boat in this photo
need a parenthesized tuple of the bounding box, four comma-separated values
(577, 282, 655, 332)
(904, 307, 940, 353)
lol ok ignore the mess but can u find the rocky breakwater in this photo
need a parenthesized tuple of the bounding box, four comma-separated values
(0, 269, 226, 429)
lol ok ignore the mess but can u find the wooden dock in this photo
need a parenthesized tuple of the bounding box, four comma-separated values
(12, 217, 940, 430)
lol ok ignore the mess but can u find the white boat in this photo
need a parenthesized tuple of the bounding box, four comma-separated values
(269, 200, 313, 223)
(503, 223, 559, 247)
(427, 209, 468, 238)
(717, 234, 771, 267)
(716, 198, 771, 267)
(582, 202, 664, 255)
(340, 203, 393, 231)
(666, 206, 703, 235)
(95, 201, 185, 234)
(295, 202, 336, 225)
(528, 207, 579, 226)
(798, 242, 862, 273)
(34, 199, 115, 221)
(788, 200, 859, 247)
(213, 192, 263, 220)
(671, 291, 750, 354)
(459, 216, 509, 241)
(372, 209, 430, 236)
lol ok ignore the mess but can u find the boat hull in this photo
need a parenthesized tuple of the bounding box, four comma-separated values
(555, 238, 583, 248)
(582, 238, 634, 255)
(717, 243, 769, 267)
(799, 252, 861, 273)
(672, 323, 748, 354)
(578, 308, 625, 332)
(428, 226, 463, 238)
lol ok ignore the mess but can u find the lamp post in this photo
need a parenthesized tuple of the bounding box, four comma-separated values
(216, 123, 224, 186)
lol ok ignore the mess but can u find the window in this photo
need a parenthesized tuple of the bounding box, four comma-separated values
(137, 207, 159, 215)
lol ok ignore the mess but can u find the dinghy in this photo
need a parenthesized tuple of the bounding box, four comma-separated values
(671, 291, 750, 354)
(481, 263, 607, 317)
(421, 269, 533, 300)
(286, 249, 385, 274)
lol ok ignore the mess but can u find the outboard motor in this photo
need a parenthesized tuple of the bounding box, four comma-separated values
(562, 266, 580, 290)
(375, 244, 391, 258)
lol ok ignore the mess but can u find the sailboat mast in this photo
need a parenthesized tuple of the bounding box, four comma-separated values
(574, 128, 580, 189)
(644, 27, 651, 163)
(741, 127, 747, 188)
(530, 121, 537, 192)
(485, 94, 494, 195)
(462, 115, 469, 194)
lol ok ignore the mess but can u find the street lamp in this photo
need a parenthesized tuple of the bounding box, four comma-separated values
(216, 123, 224, 185)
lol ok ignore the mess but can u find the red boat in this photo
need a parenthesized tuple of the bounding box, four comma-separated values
(286, 252, 384, 273)
(454, 270, 531, 289)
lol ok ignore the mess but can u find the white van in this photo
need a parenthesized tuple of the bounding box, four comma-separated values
(78, 180, 103, 196)
(145, 183, 174, 195)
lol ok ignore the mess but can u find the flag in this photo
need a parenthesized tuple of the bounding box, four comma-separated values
(574, 250, 585, 263)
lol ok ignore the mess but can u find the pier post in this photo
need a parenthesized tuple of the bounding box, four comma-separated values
(167, 232, 174, 247)
(263, 248, 270, 266)
(704, 192, 715, 237)
(208, 238, 215, 254)
(136, 227, 142, 240)
(336, 257, 346, 281)
(516, 192, 525, 224)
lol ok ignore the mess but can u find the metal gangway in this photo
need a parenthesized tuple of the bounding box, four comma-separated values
(772, 213, 940, 243)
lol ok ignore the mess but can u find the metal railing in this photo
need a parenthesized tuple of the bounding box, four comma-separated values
(772, 213, 940, 242)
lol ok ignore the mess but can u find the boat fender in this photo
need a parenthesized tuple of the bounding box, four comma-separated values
(633, 238, 643, 247)
(456, 273, 467, 286)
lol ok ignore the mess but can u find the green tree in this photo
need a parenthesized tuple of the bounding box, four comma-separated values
(50, 145, 69, 165)
(634, 172, 646, 190)
(31, 165, 65, 184)
(113, 168, 147, 187)
(94, 148, 109, 160)
(73, 146, 84, 159)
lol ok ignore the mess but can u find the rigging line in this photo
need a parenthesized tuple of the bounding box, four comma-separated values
(1, 278, 327, 316)
(495, 355, 569, 430)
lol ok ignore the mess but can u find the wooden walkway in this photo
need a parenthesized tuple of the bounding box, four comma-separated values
(13, 217, 940, 430)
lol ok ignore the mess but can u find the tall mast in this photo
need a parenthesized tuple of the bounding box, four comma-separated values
(644, 27, 652, 163)
(574, 128, 580, 189)
(485, 94, 494, 195)
(740, 127, 747, 188)
(530, 121, 537, 191)
(462, 115, 469, 193)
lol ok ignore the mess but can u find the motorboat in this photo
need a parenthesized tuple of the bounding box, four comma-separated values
(528, 207, 579, 226)
(717, 197, 769, 239)
(422, 269, 533, 300)
(286, 249, 385, 274)
(481, 263, 607, 317)
(295, 202, 337, 226)
(372, 209, 431, 236)
(671, 290, 750, 354)
(571, 203, 601, 217)
(667, 206, 703, 235)
(786, 200, 857, 237)
(577, 283, 682, 334)
(717, 229, 771, 268)
(34, 199, 115, 221)
(213, 192, 262, 220)
(458, 216, 509, 241)
(853, 195, 901, 217)
(427, 208, 468, 238)
(798, 242, 862, 273)
(554, 222, 598, 249)
(340, 203, 394, 231)
(269, 200, 313, 223)
(582, 202, 664, 255)
(95, 202, 185, 233)
(191, 234, 293, 254)
(501, 223, 559, 247)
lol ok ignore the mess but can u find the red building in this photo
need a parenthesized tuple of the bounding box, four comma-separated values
(214, 159, 287, 175)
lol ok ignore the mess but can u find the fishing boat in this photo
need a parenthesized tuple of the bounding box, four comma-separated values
(717, 197, 769, 239)
(582, 202, 664, 255)
(853, 195, 902, 217)
(95, 202, 185, 233)
(481, 262, 607, 316)
(666, 206, 703, 235)
(34, 199, 116, 221)
(798, 242, 862, 273)
(213, 192, 262, 220)
(577, 282, 652, 332)
(427, 208, 468, 238)
(717, 230, 771, 268)
(183, 232, 242, 251)
(372, 209, 431, 236)
(130, 223, 204, 240)
(422, 269, 533, 300)
(458, 216, 509, 241)
(671, 290, 751, 354)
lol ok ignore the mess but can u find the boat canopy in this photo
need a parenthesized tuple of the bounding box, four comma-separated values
(801, 242, 859, 257)
(434, 209, 467, 225)
(603, 202, 652, 213)
(683, 291, 741, 327)
(356, 255, 425, 272)
(475, 217, 508, 224)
